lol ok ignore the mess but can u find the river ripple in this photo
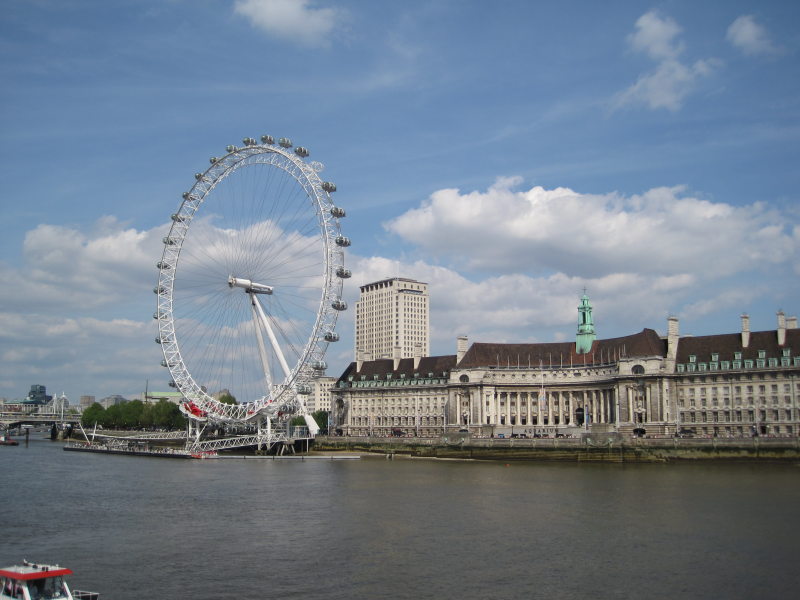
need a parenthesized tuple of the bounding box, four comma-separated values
(1, 439, 798, 599)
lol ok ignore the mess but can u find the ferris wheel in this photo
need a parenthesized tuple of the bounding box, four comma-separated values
(154, 135, 350, 431)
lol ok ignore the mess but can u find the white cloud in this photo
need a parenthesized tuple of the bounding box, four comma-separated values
(233, 0, 344, 47)
(617, 11, 718, 112)
(726, 15, 778, 57)
(628, 11, 684, 60)
(384, 179, 796, 280)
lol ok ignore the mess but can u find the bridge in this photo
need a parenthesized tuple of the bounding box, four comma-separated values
(0, 411, 82, 430)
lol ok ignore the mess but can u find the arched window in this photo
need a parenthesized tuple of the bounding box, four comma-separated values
(459, 374, 469, 383)
(632, 364, 645, 375)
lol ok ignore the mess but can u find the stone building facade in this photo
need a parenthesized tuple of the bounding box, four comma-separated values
(333, 302, 800, 438)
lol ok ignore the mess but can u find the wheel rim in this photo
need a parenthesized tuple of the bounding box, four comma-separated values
(155, 141, 347, 422)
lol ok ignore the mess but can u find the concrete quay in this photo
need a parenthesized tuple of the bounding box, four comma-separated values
(313, 434, 800, 463)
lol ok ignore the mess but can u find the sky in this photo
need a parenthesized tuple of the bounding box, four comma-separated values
(1, 0, 798, 403)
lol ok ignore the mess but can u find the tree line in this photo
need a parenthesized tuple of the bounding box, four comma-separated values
(81, 399, 186, 430)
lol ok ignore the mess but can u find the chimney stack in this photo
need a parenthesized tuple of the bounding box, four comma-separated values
(393, 345, 401, 371)
(777, 310, 786, 346)
(787, 316, 798, 330)
(457, 335, 469, 364)
(741, 314, 750, 348)
(666, 316, 680, 368)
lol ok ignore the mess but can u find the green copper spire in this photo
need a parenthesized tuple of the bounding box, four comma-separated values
(576, 290, 596, 354)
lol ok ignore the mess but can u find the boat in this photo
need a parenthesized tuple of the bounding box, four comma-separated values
(0, 560, 99, 599)
(0, 434, 18, 446)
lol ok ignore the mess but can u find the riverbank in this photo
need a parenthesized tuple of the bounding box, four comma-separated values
(313, 434, 800, 463)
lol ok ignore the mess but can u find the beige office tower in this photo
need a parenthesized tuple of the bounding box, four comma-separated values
(355, 278, 430, 360)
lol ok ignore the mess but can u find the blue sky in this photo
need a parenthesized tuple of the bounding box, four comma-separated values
(1, 0, 798, 403)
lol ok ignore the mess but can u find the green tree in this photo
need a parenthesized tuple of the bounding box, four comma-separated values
(104, 404, 123, 428)
(218, 393, 237, 405)
(311, 410, 329, 430)
(81, 402, 105, 427)
(121, 399, 144, 428)
(150, 399, 186, 429)
(140, 402, 154, 429)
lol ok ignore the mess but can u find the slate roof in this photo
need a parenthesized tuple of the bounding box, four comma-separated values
(337, 354, 458, 384)
(675, 328, 800, 362)
(455, 328, 666, 369)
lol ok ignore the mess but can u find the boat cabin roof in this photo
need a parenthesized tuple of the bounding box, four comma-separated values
(0, 563, 73, 581)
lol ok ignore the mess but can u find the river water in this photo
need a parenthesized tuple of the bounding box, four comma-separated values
(1, 438, 799, 599)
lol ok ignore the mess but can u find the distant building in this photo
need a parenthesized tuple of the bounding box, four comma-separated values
(25, 384, 51, 405)
(80, 395, 96, 410)
(100, 395, 128, 409)
(334, 298, 800, 438)
(355, 277, 429, 361)
(141, 391, 184, 404)
(306, 376, 336, 413)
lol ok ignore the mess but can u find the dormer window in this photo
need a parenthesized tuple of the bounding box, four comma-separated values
(711, 353, 719, 362)
(758, 350, 766, 359)
(734, 352, 742, 360)
(689, 355, 697, 363)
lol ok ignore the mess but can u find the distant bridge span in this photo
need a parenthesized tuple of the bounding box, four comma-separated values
(0, 412, 81, 429)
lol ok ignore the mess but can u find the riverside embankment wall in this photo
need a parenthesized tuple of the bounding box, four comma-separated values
(313, 435, 800, 463)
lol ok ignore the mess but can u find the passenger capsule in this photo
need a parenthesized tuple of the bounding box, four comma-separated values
(168, 380, 177, 388)
(171, 214, 185, 222)
(335, 236, 351, 247)
(160, 360, 168, 367)
(163, 237, 176, 245)
(278, 137, 292, 148)
(154, 286, 165, 294)
(294, 146, 309, 157)
(182, 192, 190, 199)
(153, 312, 159, 320)
(156, 261, 171, 269)
(311, 360, 328, 371)
(155, 337, 162, 344)
(261, 135, 274, 145)
(296, 384, 312, 395)
(226, 145, 236, 153)
(331, 299, 347, 311)
(330, 206, 346, 218)
(322, 181, 337, 193)
(336, 267, 352, 278)
(195, 173, 203, 180)
(324, 331, 340, 342)
(209, 157, 217, 164)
